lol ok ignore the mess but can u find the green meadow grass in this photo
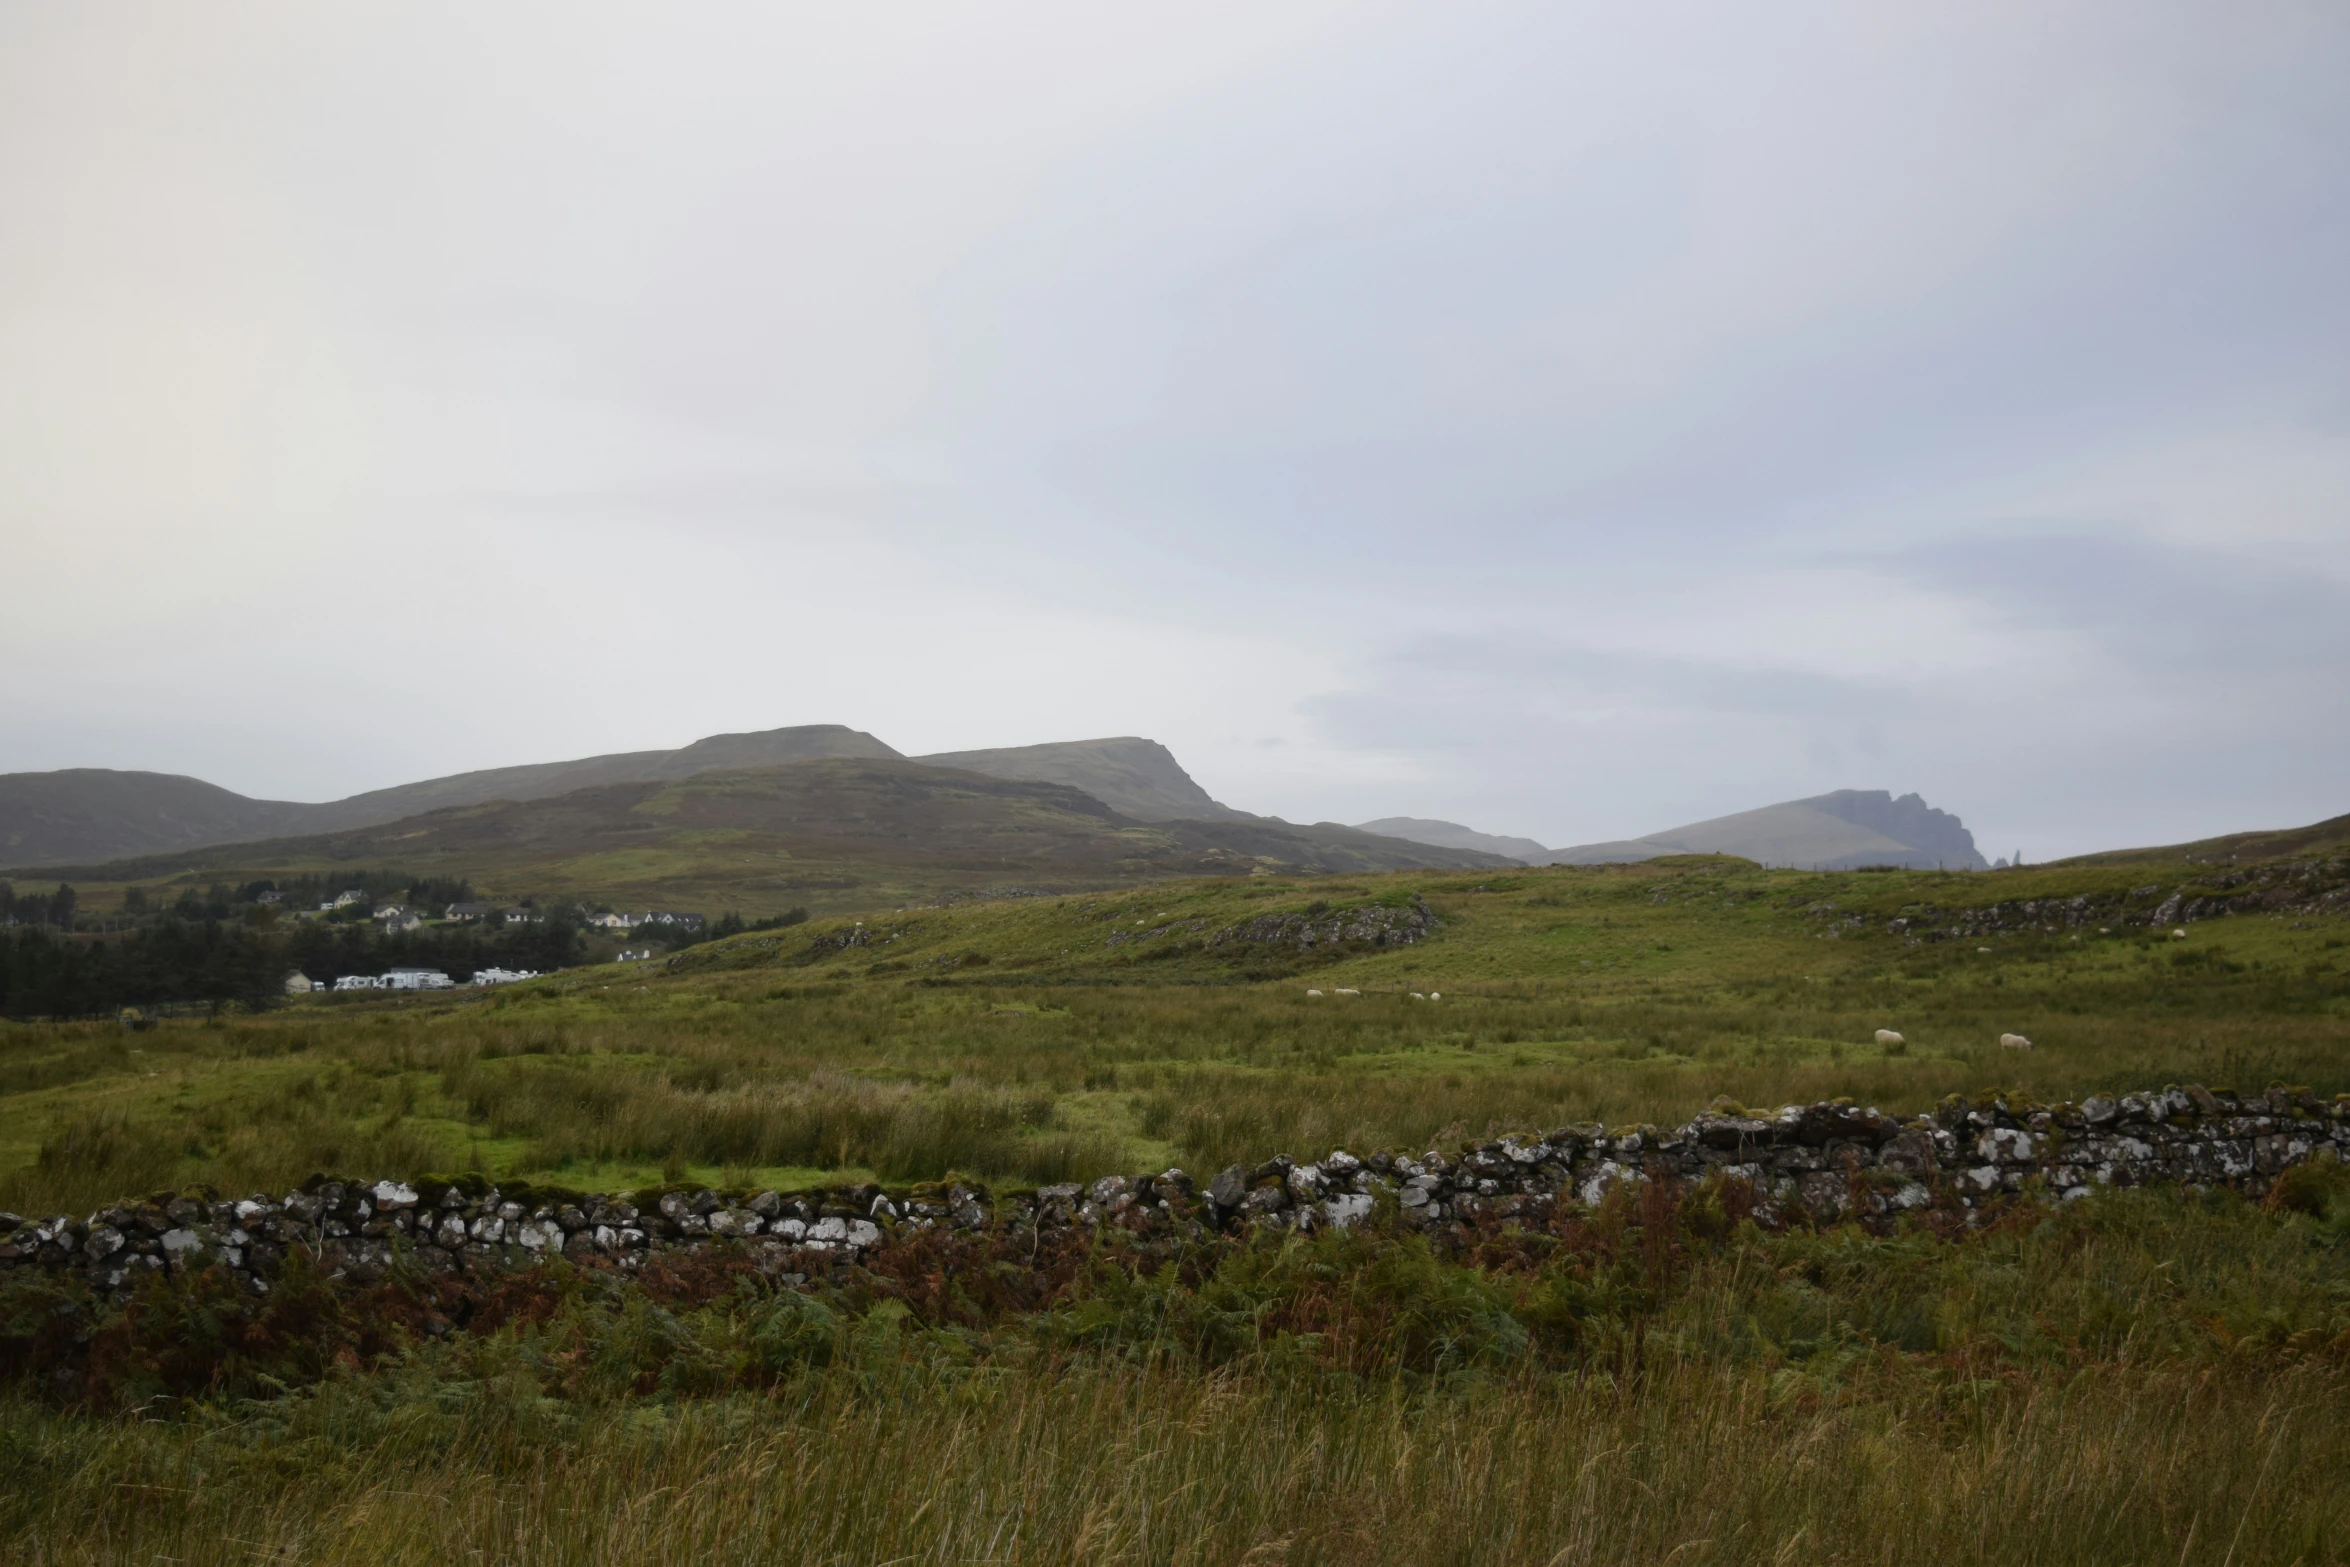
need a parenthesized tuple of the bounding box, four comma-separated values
(3, 856, 2343, 1210)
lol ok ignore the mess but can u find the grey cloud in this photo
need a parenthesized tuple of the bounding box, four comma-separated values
(1875, 531, 2350, 676)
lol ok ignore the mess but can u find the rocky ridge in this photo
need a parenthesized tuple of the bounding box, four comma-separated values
(3, 1084, 2342, 1305)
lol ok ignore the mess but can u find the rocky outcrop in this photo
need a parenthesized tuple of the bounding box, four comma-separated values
(1846, 858, 2350, 943)
(3, 1085, 2342, 1304)
(1207, 896, 1440, 953)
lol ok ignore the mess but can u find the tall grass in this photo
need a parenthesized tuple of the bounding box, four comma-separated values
(3, 1359, 2342, 1563)
(5, 1167, 2347, 1561)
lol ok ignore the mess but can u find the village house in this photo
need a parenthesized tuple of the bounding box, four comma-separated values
(445, 902, 495, 922)
(282, 972, 316, 994)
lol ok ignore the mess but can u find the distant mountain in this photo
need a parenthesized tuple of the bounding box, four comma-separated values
(1353, 817, 1550, 864)
(289, 724, 902, 832)
(0, 725, 901, 869)
(2054, 811, 2350, 867)
(29, 758, 1518, 914)
(1544, 790, 1987, 871)
(914, 738, 1244, 823)
(0, 770, 311, 868)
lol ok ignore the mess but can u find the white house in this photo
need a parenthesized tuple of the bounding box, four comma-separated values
(446, 902, 495, 922)
(283, 972, 316, 994)
(329, 890, 367, 910)
(500, 907, 539, 924)
(472, 967, 540, 986)
(587, 911, 642, 931)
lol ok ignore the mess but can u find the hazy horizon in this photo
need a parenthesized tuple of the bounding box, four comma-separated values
(5, 4, 2345, 861)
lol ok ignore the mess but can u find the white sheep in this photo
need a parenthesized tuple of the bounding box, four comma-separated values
(1874, 1029, 1904, 1047)
(1335, 987, 1362, 997)
(2000, 1032, 2033, 1050)
(1305, 989, 1324, 998)
(1409, 992, 1426, 1000)
(1428, 992, 1442, 1001)
(2171, 928, 2188, 940)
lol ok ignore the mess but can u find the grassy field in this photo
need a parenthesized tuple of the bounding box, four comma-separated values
(3, 854, 2345, 1211)
(4, 852, 2347, 1563)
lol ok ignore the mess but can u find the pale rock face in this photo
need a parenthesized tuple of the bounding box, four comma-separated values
(1977, 1128, 2034, 1163)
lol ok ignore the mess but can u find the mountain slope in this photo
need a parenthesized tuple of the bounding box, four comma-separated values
(1545, 790, 1987, 871)
(0, 726, 903, 868)
(1353, 817, 1550, 864)
(0, 771, 310, 867)
(29, 759, 1516, 914)
(2055, 811, 2350, 867)
(912, 738, 1243, 822)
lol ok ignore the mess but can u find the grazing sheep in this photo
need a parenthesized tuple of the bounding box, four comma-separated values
(1874, 1029, 1904, 1047)
(2000, 1032, 2033, 1050)
(1305, 989, 1324, 998)
(2172, 928, 2188, 940)
(1409, 992, 1426, 1000)
(1335, 987, 1362, 997)
(1428, 992, 1442, 1001)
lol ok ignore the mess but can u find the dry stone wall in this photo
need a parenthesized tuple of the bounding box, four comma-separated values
(4, 1084, 2343, 1304)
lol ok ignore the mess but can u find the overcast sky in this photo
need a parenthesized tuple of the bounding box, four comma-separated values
(4, 3, 2346, 859)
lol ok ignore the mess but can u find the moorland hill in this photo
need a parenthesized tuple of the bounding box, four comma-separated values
(1362, 790, 1989, 870)
(1, 728, 1334, 871)
(22, 757, 1515, 915)
(1352, 816, 1553, 862)
(914, 737, 1245, 822)
(1539, 788, 1988, 870)
(0, 724, 897, 868)
(2056, 810, 2350, 867)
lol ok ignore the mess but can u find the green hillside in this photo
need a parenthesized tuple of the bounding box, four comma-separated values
(2057, 810, 2350, 867)
(24, 758, 1513, 918)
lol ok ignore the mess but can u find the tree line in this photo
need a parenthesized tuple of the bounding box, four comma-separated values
(0, 917, 585, 1021)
